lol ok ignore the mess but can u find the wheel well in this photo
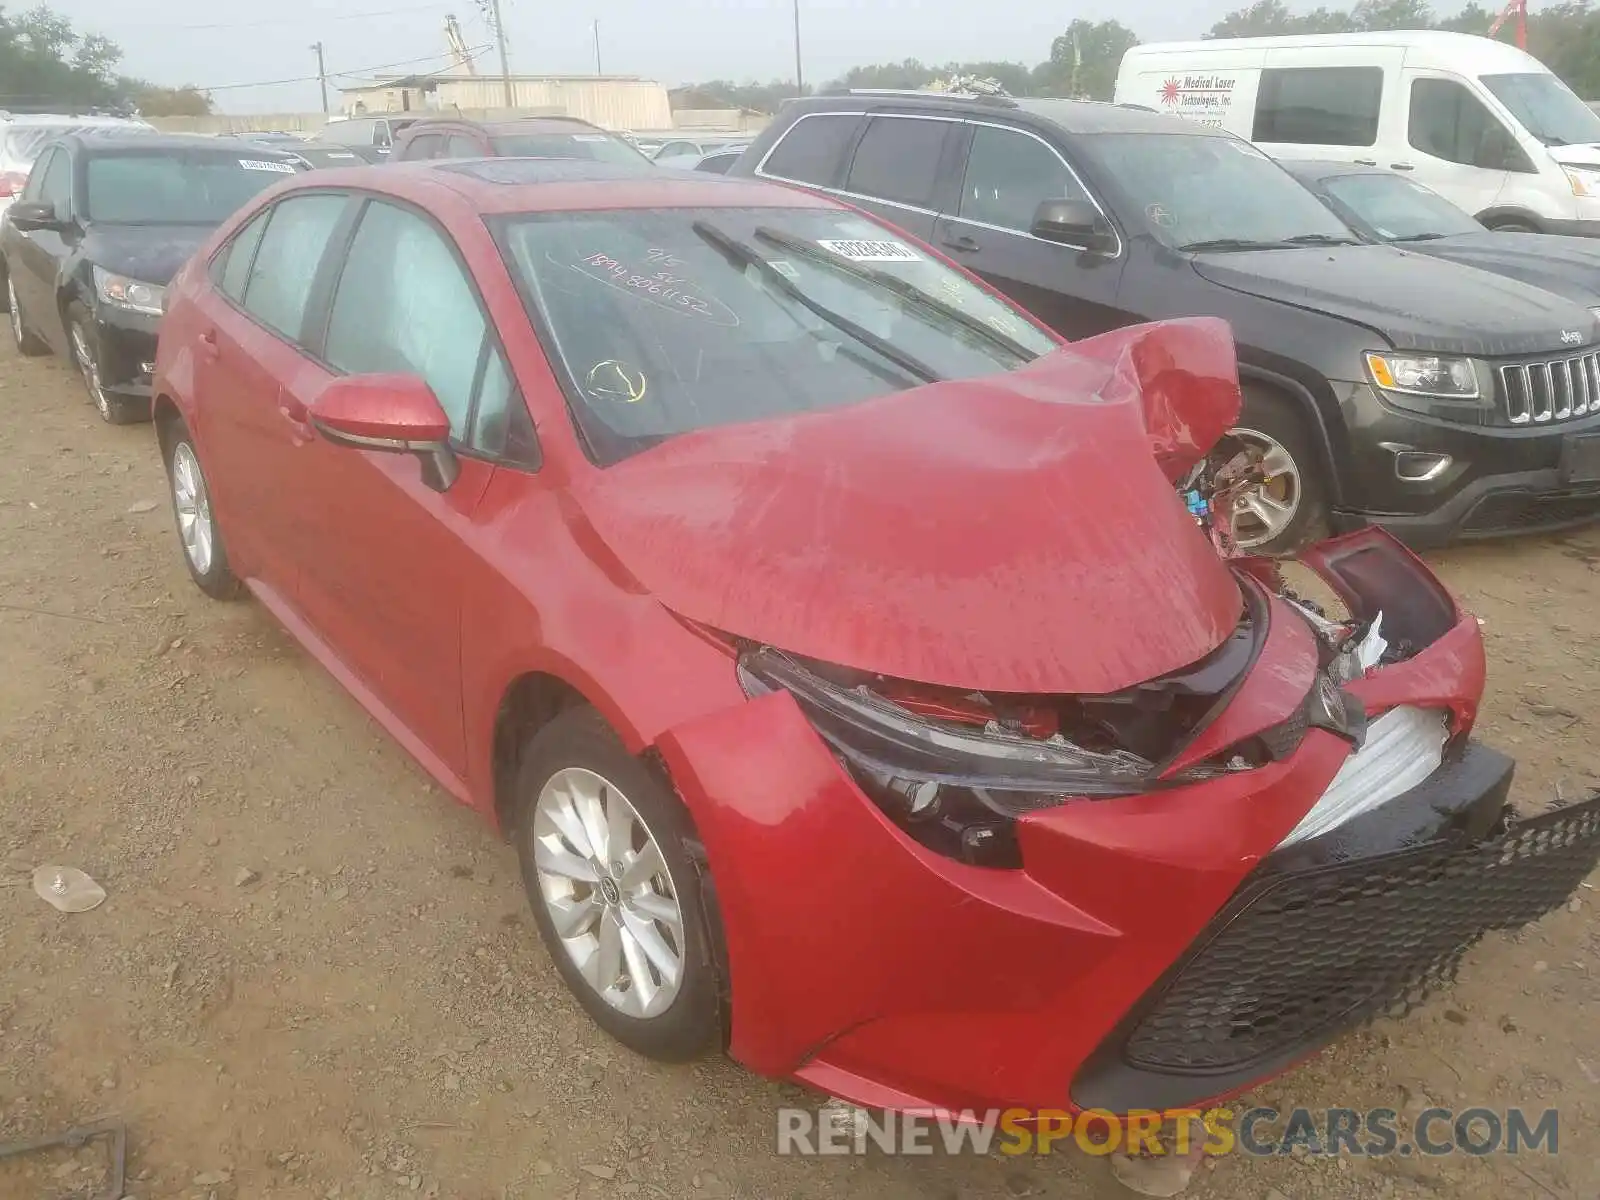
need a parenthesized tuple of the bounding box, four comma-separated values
(153, 395, 183, 457)
(492, 672, 588, 829)
(1235, 370, 1343, 508)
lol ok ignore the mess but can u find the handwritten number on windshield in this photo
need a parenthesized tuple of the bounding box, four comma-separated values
(565, 250, 740, 326)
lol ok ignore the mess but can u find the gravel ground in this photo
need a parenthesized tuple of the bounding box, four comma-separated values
(1, 338, 1597, 1200)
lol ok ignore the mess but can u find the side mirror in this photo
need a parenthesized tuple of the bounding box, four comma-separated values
(8, 201, 62, 232)
(1031, 199, 1116, 253)
(308, 373, 460, 492)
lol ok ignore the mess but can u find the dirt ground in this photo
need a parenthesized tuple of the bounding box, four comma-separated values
(1, 338, 1597, 1200)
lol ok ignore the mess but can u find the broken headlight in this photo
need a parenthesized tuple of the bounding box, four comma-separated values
(737, 647, 1161, 869)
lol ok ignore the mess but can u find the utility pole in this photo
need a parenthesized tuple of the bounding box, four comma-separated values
(592, 19, 602, 75)
(311, 41, 329, 114)
(488, 0, 514, 108)
(792, 0, 803, 97)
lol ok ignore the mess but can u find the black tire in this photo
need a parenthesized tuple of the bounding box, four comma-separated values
(1227, 384, 1330, 556)
(7, 272, 50, 356)
(68, 301, 147, 424)
(161, 420, 243, 601)
(513, 706, 723, 1062)
(1486, 219, 1538, 233)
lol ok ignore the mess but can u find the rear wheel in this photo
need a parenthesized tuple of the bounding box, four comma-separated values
(1219, 385, 1330, 555)
(8, 275, 49, 356)
(513, 707, 723, 1062)
(162, 421, 242, 600)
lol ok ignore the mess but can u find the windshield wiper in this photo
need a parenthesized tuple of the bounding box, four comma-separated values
(1392, 232, 1447, 242)
(1176, 237, 1295, 252)
(690, 220, 942, 386)
(752, 225, 1040, 366)
(1282, 233, 1361, 246)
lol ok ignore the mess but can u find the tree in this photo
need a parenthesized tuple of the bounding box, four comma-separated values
(1207, 0, 1357, 36)
(1351, 0, 1436, 29)
(129, 83, 213, 117)
(0, 5, 206, 113)
(1033, 19, 1140, 100)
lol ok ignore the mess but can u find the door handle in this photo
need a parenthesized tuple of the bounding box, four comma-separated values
(278, 399, 315, 445)
(1354, 158, 1378, 166)
(942, 233, 980, 253)
(1390, 162, 1415, 171)
(197, 328, 218, 362)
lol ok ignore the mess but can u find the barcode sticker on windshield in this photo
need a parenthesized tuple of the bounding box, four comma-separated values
(238, 159, 297, 173)
(817, 239, 921, 262)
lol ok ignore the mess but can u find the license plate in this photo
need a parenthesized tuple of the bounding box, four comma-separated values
(1562, 434, 1600, 484)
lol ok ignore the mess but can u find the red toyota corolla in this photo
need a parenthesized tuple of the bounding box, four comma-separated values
(151, 158, 1600, 1118)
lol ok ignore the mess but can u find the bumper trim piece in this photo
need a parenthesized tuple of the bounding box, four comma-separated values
(1072, 778, 1600, 1112)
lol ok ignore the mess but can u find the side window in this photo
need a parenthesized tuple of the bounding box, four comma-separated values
(1253, 67, 1384, 147)
(240, 193, 348, 340)
(445, 134, 481, 157)
(215, 209, 271, 301)
(958, 125, 1089, 233)
(760, 114, 861, 187)
(405, 133, 444, 160)
(1409, 78, 1518, 168)
(844, 117, 949, 208)
(322, 200, 515, 452)
(37, 149, 72, 214)
(375, 122, 393, 148)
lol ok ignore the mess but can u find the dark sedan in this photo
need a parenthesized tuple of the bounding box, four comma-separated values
(1283, 159, 1600, 310)
(1, 132, 301, 423)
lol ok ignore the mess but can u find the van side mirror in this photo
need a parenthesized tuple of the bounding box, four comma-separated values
(308, 373, 460, 492)
(8, 201, 64, 232)
(1031, 199, 1116, 252)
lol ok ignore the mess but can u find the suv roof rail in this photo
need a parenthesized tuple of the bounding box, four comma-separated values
(827, 87, 1019, 108)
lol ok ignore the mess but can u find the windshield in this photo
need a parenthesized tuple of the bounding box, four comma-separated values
(86, 152, 297, 223)
(490, 132, 650, 166)
(1481, 72, 1600, 147)
(1080, 132, 1358, 250)
(292, 146, 364, 168)
(1320, 172, 1483, 240)
(495, 206, 1058, 464)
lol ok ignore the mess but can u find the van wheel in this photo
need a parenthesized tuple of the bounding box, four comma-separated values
(513, 707, 724, 1062)
(1486, 218, 1538, 233)
(1218, 386, 1329, 556)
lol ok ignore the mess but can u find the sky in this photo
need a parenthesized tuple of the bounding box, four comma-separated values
(77, 0, 1240, 114)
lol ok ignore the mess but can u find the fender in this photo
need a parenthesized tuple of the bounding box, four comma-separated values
(1473, 205, 1547, 231)
(1235, 360, 1350, 508)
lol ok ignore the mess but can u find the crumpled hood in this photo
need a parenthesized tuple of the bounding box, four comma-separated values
(1191, 243, 1600, 356)
(568, 318, 1245, 696)
(1408, 232, 1600, 307)
(81, 223, 213, 287)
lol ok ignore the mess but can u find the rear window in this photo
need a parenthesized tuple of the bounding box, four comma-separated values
(291, 146, 364, 168)
(1253, 66, 1384, 147)
(489, 132, 648, 165)
(86, 151, 298, 223)
(494, 206, 1056, 465)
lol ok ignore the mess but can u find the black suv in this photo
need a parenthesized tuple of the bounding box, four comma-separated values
(732, 94, 1600, 551)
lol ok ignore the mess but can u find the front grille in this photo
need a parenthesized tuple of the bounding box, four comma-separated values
(1498, 351, 1600, 424)
(1119, 794, 1600, 1074)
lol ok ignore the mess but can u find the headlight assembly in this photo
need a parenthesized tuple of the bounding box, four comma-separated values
(1365, 351, 1480, 401)
(94, 266, 166, 317)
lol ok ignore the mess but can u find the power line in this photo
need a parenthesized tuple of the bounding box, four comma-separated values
(123, 3, 453, 33)
(195, 45, 489, 93)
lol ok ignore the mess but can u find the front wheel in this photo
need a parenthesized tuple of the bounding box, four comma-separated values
(68, 302, 146, 424)
(163, 423, 242, 600)
(513, 707, 723, 1062)
(1217, 386, 1330, 555)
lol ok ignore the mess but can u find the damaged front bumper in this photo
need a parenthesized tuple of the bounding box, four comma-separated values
(655, 528, 1600, 1116)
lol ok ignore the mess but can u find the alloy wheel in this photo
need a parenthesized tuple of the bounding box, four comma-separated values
(531, 766, 686, 1020)
(7, 278, 21, 348)
(170, 442, 215, 576)
(70, 322, 111, 420)
(1222, 426, 1301, 550)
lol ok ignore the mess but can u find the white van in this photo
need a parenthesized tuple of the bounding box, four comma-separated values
(1114, 31, 1600, 236)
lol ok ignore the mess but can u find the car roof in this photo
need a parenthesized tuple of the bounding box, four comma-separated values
(281, 156, 841, 214)
(65, 131, 301, 157)
(785, 92, 1226, 138)
(1278, 158, 1390, 183)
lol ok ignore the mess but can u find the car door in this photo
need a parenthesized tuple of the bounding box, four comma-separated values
(931, 122, 1128, 341)
(290, 196, 518, 775)
(10, 147, 74, 348)
(834, 114, 960, 242)
(194, 192, 353, 596)
(1400, 73, 1518, 218)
